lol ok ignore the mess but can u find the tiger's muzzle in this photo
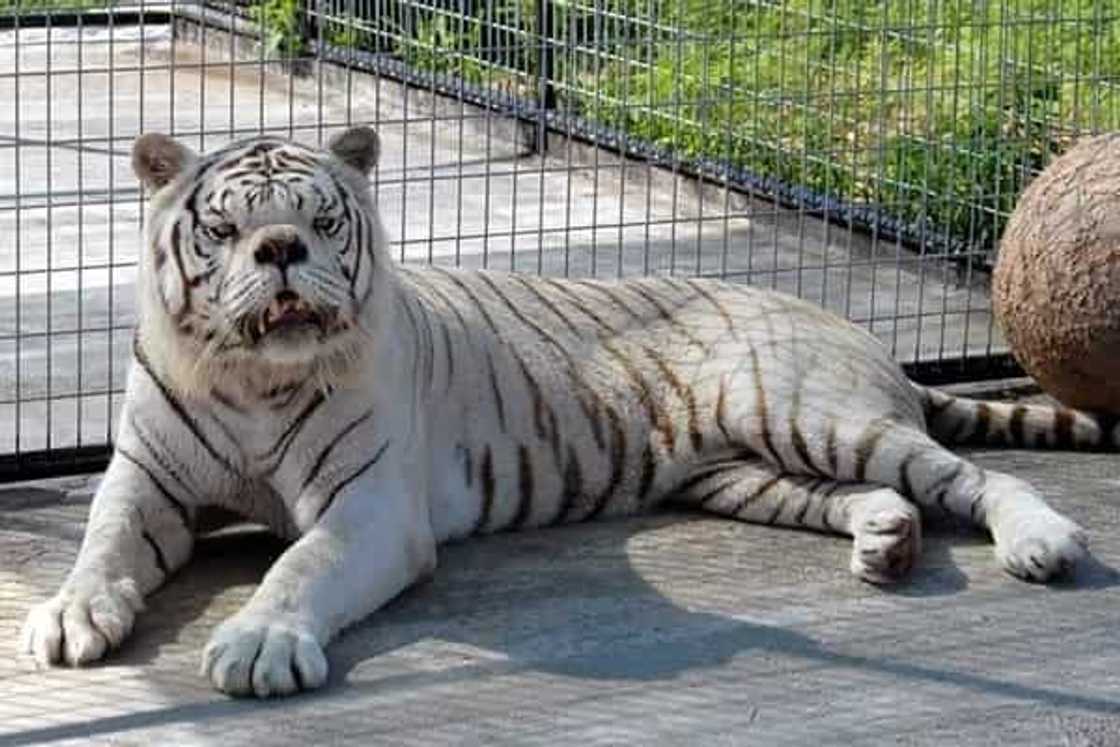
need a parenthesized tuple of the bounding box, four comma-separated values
(245, 289, 346, 345)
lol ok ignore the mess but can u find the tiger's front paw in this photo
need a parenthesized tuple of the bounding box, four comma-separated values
(21, 577, 144, 666)
(994, 510, 1088, 582)
(201, 614, 328, 698)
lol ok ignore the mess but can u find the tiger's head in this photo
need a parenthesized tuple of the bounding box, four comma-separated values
(131, 128, 390, 398)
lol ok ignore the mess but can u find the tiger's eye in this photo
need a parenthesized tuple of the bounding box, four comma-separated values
(313, 216, 339, 234)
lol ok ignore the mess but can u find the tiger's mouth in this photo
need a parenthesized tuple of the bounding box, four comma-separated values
(247, 290, 339, 344)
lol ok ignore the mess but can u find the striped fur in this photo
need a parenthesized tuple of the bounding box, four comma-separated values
(22, 129, 1113, 698)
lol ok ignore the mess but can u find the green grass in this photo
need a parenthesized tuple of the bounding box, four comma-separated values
(604, 0, 1120, 254)
(564, 0, 1120, 254)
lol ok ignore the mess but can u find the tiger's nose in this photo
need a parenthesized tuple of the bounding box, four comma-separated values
(254, 233, 308, 269)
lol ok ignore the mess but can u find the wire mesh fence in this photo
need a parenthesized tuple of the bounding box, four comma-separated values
(2, 0, 1118, 480)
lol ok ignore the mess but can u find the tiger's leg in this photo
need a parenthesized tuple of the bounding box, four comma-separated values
(200, 471, 436, 698)
(842, 421, 1087, 581)
(21, 450, 195, 665)
(675, 458, 921, 584)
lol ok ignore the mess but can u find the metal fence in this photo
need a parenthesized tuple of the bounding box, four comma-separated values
(2, 0, 1118, 481)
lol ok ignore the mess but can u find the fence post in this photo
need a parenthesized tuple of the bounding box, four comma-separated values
(534, 0, 555, 154)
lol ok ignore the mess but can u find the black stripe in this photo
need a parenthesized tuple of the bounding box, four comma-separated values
(821, 494, 838, 533)
(413, 270, 473, 335)
(764, 494, 787, 525)
(788, 389, 822, 475)
(356, 211, 375, 307)
(555, 443, 584, 524)
(627, 281, 704, 347)
(475, 446, 496, 533)
(645, 346, 703, 452)
(541, 278, 617, 334)
(969, 493, 985, 523)
(1054, 409, 1075, 447)
(476, 272, 569, 351)
(825, 420, 839, 474)
(316, 439, 392, 521)
(486, 352, 507, 432)
(674, 459, 744, 499)
(433, 268, 506, 340)
(300, 408, 374, 493)
(854, 419, 891, 482)
(793, 489, 813, 525)
(898, 451, 917, 497)
(748, 345, 783, 469)
(545, 405, 563, 467)
(927, 461, 965, 514)
(579, 385, 607, 452)
(973, 402, 992, 443)
(572, 279, 647, 325)
(399, 296, 426, 385)
(584, 406, 628, 521)
(729, 475, 783, 515)
(264, 383, 304, 411)
(264, 391, 327, 459)
(922, 389, 953, 419)
(167, 220, 192, 321)
(684, 278, 737, 338)
(508, 445, 535, 531)
(132, 339, 238, 475)
(116, 446, 192, 527)
(696, 477, 741, 508)
(142, 530, 170, 576)
(438, 319, 455, 393)
(1009, 405, 1027, 445)
(789, 419, 821, 476)
(415, 300, 438, 394)
(129, 415, 195, 500)
(716, 375, 733, 443)
(508, 352, 546, 441)
(183, 180, 208, 261)
(636, 444, 658, 506)
(209, 387, 246, 413)
(509, 274, 584, 338)
(1097, 413, 1120, 449)
(603, 341, 676, 453)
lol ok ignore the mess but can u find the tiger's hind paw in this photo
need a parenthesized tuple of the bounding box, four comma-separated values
(850, 505, 922, 585)
(994, 511, 1088, 582)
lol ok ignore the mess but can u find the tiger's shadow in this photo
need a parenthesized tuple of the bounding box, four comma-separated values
(122, 508, 1116, 690)
(325, 513, 973, 685)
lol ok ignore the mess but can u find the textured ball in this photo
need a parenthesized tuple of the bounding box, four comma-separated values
(993, 133, 1120, 413)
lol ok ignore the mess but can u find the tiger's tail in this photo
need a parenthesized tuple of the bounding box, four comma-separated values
(915, 384, 1120, 451)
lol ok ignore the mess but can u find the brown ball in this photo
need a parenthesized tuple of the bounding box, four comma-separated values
(993, 133, 1120, 413)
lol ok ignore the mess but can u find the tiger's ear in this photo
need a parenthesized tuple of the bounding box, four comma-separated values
(132, 133, 196, 191)
(328, 127, 380, 175)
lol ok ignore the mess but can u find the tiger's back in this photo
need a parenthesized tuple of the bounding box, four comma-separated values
(402, 268, 929, 542)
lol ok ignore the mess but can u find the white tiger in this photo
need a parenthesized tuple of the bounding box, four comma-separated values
(21, 127, 1112, 698)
